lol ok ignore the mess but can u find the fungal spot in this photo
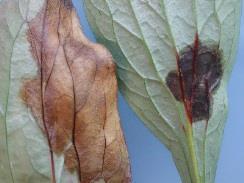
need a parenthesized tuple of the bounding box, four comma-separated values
(166, 71, 182, 101)
(166, 38, 222, 123)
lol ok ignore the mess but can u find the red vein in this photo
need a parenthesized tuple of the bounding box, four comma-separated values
(192, 33, 199, 82)
(63, 46, 82, 182)
(40, 2, 56, 182)
(101, 92, 107, 177)
(175, 52, 193, 124)
(190, 33, 199, 124)
(56, 5, 82, 180)
(175, 33, 200, 125)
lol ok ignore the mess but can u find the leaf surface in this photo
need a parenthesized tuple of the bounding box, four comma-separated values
(84, 0, 241, 182)
(0, 0, 131, 182)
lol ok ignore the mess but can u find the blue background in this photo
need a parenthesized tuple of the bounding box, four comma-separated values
(73, 1, 244, 182)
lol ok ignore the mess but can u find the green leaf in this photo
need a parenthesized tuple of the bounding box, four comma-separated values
(84, 0, 241, 182)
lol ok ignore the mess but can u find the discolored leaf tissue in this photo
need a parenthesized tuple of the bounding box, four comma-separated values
(0, 0, 131, 182)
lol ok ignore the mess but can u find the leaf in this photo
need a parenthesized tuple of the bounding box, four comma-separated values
(0, 0, 131, 182)
(83, 0, 241, 182)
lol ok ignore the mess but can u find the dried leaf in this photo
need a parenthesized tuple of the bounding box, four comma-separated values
(0, 0, 130, 182)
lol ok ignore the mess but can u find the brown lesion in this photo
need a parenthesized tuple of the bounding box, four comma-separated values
(166, 36, 223, 123)
(21, 0, 131, 182)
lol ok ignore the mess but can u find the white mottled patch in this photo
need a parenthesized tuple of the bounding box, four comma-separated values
(23, 109, 51, 178)
(94, 179, 105, 183)
(6, 22, 38, 134)
(0, 101, 3, 115)
(27, 0, 44, 21)
(60, 168, 79, 183)
(18, 0, 29, 19)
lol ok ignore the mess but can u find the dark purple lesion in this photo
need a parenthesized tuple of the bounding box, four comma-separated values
(166, 40, 222, 123)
